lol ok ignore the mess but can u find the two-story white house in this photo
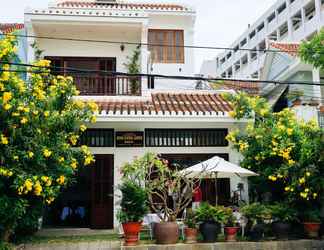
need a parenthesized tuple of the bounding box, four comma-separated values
(24, 0, 250, 230)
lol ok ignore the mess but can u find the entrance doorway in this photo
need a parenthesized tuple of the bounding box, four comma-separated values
(161, 154, 231, 206)
(43, 154, 114, 229)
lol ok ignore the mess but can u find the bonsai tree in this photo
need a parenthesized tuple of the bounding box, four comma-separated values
(121, 152, 202, 244)
(0, 35, 97, 241)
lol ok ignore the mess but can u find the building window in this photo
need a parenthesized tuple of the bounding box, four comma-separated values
(148, 29, 184, 64)
(279, 22, 289, 39)
(249, 30, 256, 40)
(267, 12, 276, 24)
(304, 1, 316, 21)
(277, 3, 287, 15)
(292, 11, 302, 31)
(250, 48, 257, 61)
(241, 54, 248, 67)
(257, 22, 265, 32)
(145, 129, 228, 147)
(240, 38, 247, 47)
(79, 129, 114, 147)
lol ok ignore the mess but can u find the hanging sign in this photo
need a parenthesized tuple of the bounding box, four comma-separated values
(115, 131, 144, 147)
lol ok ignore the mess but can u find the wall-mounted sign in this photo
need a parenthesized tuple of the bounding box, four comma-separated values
(116, 131, 144, 147)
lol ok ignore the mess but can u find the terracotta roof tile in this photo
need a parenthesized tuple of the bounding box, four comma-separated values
(270, 42, 300, 57)
(94, 92, 233, 116)
(213, 80, 260, 95)
(56, 1, 188, 11)
(0, 23, 24, 34)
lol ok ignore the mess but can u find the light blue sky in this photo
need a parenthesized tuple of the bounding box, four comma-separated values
(0, 0, 276, 71)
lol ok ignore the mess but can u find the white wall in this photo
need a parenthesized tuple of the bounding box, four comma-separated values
(87, 120, 247, 228)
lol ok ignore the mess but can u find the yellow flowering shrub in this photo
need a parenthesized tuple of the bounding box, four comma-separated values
(224, 92, 324, 207)
(0, 35, 98, 241)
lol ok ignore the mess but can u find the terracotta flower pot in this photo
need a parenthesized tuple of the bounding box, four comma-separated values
(224, 227, 240, 242)
(184, 227, 198, 243)
(154, 222, 179, 244)
(122, 222, 142, 246)
(303, 222, 321, 238)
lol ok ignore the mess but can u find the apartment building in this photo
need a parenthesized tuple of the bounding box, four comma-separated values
(201, 0, 324, 79)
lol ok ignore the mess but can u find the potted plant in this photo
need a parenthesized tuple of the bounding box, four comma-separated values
(117, 181, 148, 246)
(184, 210, 198, 243)
(121, 153, 203, 245)
(269, 203, 297, 240)
(195, 203, 226, 242)
(223, 207, 240, 242)
(302, 209, 321, 238)
(241, 203, 271, 241)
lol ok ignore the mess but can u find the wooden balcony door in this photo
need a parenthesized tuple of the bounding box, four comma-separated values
(90, 154, 114, 229)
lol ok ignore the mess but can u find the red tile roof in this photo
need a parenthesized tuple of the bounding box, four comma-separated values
(270, 42, 300, 57)
(0, 23, 24, 34)
(95, 92, 233, 116)
(212, 80, 260, 95)
(56, 1, 188, 11)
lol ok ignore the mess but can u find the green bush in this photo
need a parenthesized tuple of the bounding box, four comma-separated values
(117, 181, 148, 223)
(240, 203, 271, 224)
(195, 203, 228, 224)
(269, 203, 297, 223)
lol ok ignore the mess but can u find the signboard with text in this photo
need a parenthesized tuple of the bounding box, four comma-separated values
(115, 131, 144, 147)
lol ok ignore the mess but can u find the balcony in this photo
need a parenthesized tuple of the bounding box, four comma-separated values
(74, 75, 142, 96)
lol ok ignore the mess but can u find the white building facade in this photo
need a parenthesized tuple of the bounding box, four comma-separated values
(25, 0, 250, 230)
(201, 0, 324, 79)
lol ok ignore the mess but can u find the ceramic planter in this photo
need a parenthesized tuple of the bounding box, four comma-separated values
(224, 226, 240, 242)
(184, 227, 198, 243)
(271, 221, 291, 239)
(154, 222, 179, 244)
(303, 222, 321, 238)
(122, 222, 142, 246)
(199, 222, 220, 242)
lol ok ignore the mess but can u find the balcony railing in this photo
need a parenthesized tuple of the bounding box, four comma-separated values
(318, 111, 324, 128)
(74, 75, 142, 96)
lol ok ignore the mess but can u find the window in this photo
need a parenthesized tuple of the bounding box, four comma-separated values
(250, 48, 257, 61)
(279, 22, 289, 39)
(148, 29, 184, 63)
(268, 31, 278, 41)
(240, 38, 247, 47)
(145, 129, 228, 147)
(304, 1, 316, 21)
(226, 52, 232, 59)
(79, 129, 114, 147)
(257, 22, 265, 32)
(234, 45, 239, 53)
(234, 60, 241, 72)
(267, 12, 276, 23)
(249, 30, 256, 40)
(241, 55, 248, 67)
(277, 3, 286, 15)
(292, 11, 302, 31)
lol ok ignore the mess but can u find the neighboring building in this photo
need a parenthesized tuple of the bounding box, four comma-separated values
(25, 0, 250, 230)
(261, 41, 324, 124)
(201, 0, 324, 79)
(0, 23, 27, 63)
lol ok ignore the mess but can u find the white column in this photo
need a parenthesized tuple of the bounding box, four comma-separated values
(25, 22, 36, 63)
(312, 68, 322, 102)
(314, 0, 322, 25)
(140, 21, 149, 91)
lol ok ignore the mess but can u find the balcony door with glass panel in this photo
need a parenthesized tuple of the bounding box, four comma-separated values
(46, 57, 116, 95)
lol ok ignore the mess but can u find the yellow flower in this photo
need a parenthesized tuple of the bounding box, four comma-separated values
(58, 156, 65, 163)
(41, 176, 49, 182)
(80, 124, 87, 132)
(44, 111, 50, 117)
(287, 128, 293, 136)
(0, 167, 13, 177)
(299, 177, 306, 185)
(84, 155, 95, 166)
(90, 116, 97, 123)
(56, 175, 65, 185)
(304, 188, 310, 193)
(268, 175, 277, 181)
(13, 155, 19, 161)
(88, 102, 98, 112)
(300, 192, 308, 199)
(3, 103, 11, 110)
(284, 186, 290, 192)
(70, 159, 78, 169)
(306, 172, 311, 177)
(43, 149, 52, 158)
(34, 181, 42, 196)
(46, 197, 55, 204)
(33, 110, 39, 116)
(313, 193, 318, 198)
(2, 92, 12, 103)
(24, 179, 33, 192)
(288, 159, 295, 166)
(1, 134, 8, 145)
(20, 117, 28, 124)
(69, 135, 79, 146)
(229, 111, 236, 117)
(27, 151, 34, 158)
(74, 100, 85, 109)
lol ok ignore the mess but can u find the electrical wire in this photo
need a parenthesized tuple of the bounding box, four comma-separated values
(7, 33, 322, 55)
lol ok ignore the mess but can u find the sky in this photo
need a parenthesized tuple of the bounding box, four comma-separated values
(0, 0, 276, 71)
